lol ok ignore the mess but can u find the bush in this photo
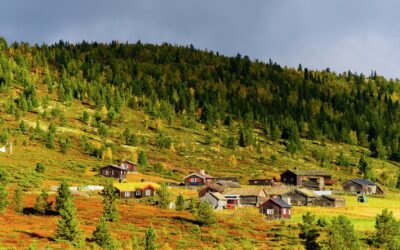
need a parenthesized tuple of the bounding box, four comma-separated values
(35, 163, 45, 173)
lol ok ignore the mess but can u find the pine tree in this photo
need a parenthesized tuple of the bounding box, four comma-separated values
(144, 224, 157, 250)
(93, 216, 115, 250)
(326, 215, 360, 250)
(13, 186, 23, 214)
(45, 131, 55, 149)
(101, 181, 119, 222)
(175, 194, 185, 211)
(373, 209, 400, 249)
(56, 181, 72, 213)
(138, 150, 149, 167)
(299, 212, 320, 250)
(156, 183, 171, 209)
(55, 198, 81, 245)
(34, 189, 51, 215)
(82, 110, 90, 124)
(358, 155, 373, 180)
(195, 201, 216, 226)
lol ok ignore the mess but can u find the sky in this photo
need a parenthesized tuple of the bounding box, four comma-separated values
(1, 1, 400, 78)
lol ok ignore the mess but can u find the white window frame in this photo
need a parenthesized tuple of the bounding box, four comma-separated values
(266, 209, 274, 215)
(282, 208, 286, 215)
(191, 178, 197, 183)
(135, 190, 142, 196)
(145, 189, 151, 196)
(125, 192, 131, 197)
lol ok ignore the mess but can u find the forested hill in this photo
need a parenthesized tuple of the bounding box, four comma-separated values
(0, 38, 399, 161)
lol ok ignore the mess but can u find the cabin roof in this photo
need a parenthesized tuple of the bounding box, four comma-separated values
(209, 192, 227, 201)
(215, 180, 241, 188)
(259, 198, 291, 208)
(223, 187, 264, 196)
(321, 195, 345, 201)
(348, 179, 376, 186)
(101, 164, 128, 171)
(295, 188, 318, 198)
(114, 182, 159, 192)
(283, 169, 331, 177)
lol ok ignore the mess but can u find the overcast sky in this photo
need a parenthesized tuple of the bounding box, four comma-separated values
(1, 1, 400, 78)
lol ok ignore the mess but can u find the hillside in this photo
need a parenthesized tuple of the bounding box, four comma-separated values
(0, 38, 399, 249)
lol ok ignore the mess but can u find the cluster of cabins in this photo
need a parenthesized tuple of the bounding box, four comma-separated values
(188, 169, 383, 220)
(98, 163, 384, 220)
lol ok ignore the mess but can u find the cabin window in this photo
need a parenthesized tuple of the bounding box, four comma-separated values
(125, 192, 130, 197)
(135, 190, 142, 196)
(191, 178, 197, 183)
(288, 209, 291, 215)
(266, 209, 274, 215)
(282, 208, 286, 215)
(104, 170, 108, 175)
(110, 170, 114, 175)
(145, 189, 151, 196)
(283, 177, 286, 181)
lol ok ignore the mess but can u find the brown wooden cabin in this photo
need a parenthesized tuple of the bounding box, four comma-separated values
(314, 195, 346, 207)
(114, 183, 157, 199)
(119, 160, 137, 172)
(259, 198, 291, 219)
(342, 179, 384, 195)
(184, 170, 214, 186)
(199, 183, 225, 197)
(100, 165, 127, 179)
(280, 169, 332, 190)
(282, 188, 317, 206)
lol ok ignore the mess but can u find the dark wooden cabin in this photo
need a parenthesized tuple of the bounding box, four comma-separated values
(314, 195, 346, 207)
(282, 188, 317, 206)
(280, 169, 332, 190)
(100, 165, 127, 179)
(258, 198, 291, 219)
(342, 179, 384, 195)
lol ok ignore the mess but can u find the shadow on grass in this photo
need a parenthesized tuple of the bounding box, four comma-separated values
(18, 230, 52, 240)
(22, 207, 59, 216)
(172, 216, 200, 225)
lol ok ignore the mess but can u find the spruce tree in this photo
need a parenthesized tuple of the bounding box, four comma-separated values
(101, 181, 119, 222)
(175, 194, 185, 211)
(299, 212, 320, 250)
(13, 186, 23, 214)
(145, 224, 157, 250)
(326, 215, 360, 250)
(373, 209, 400, 249)
(138, 150, 149, 167)
(195, 201, 216, 226)
(156, 183, 171, 209)
(55, 198, 81, 245)
(93, 216, 115, 250)
(56, 181, 72, 213)
(34, 189, 51, 215)
(358, 155, 373, 180)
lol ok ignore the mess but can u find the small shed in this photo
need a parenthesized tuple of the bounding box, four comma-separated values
(258, 198, 291, 220)
(119, 160, 137, 172)
(314, 195, 346, 207)
(114, 182, 159, 199)
(282, 188, 317, 206)
(200, 192, 227, 210)
(100, 165, 128, 179)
